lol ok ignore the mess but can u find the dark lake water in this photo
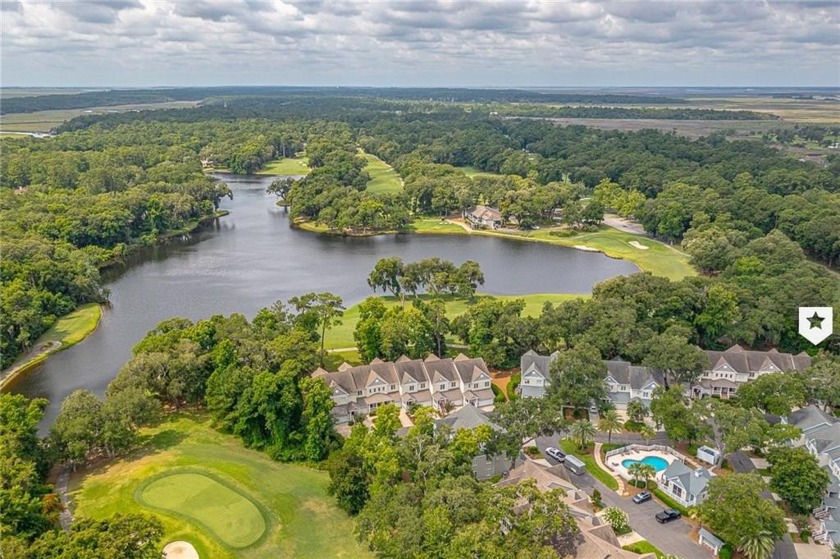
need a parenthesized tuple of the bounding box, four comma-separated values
(8, 174, 637, 429)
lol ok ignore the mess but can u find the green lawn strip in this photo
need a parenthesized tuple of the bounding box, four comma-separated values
(324, 293, 587, 351)
(135, 468, 270, 550)
(453, 165, 503, 179)
(478, 226, 695, 281)
(409, 218, 468, 234)
(648, 481, 690, 516)
(361, 152, 403, 194)
(558, 440, 619, 491)
(257, 156, 310, 176)
(70, 412, 371, 559)
(622, 540, 666, 558)
(1, 303, 102, 390)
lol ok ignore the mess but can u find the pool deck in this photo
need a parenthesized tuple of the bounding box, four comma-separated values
(593, 443, 631, 496)
(606, 447, 679, 484)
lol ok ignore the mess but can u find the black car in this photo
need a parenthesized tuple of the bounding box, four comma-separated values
(655, 509, 681, 523)
(632, 491, 652, 504)
(545, 447, 566, 462)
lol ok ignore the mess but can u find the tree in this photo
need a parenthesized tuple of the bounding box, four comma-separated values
(491, 398, 564, 467)
(767, 446, 830, 514)
(290, 292, 345, 366)
(627, 461, 644, 487)
(643, 331, 706, 387)
(368, 257, 405, 303)
(637, 463, 655, 489)
(50, 389, 104, 467)
(546, 343, 607, 411)
(739, 531, 777, 559)
(698, 474, 786, 552)
(24, 514, 164, 559)
(649, 387, 706, 445)
(568, 419, 596, 450)
(626, 399, 648, 423)
(598, 410, 623, 443)
(601, 507, 629, 534)
(639, 425, 657, 445)
(736, 372, 808, 417)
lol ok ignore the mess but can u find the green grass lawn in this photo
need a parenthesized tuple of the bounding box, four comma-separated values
(69, 412, 371, 559)
(558, 439, 619, 491)
(257, 156, 310, 176)
(409, 217, 468, 234)
(362, 152, 403, 194)
(138, 471, 268, 549)
(324, 293, 587, 351)
(1, 303, 102, 389)
(622, 540, 666, 558)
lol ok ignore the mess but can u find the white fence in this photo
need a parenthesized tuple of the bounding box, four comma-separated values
(603, 444, 686, 473)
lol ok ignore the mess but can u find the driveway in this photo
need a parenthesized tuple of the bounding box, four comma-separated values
(535, 435, 702, 558)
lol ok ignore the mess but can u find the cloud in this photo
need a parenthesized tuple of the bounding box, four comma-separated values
(1, 0, 838, 87)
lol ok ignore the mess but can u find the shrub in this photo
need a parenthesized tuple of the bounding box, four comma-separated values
(507, 373, 521, 400)
(800, 530, 811, 543)
(624, 420, 644, 432)
(602, 506, 630, 534)
(491, 383, 506, 404)
(591, 489, 603, 510)
(549, 229, 578, 238)
(718, 544, 733, 559)
(524, 446, 541, 458)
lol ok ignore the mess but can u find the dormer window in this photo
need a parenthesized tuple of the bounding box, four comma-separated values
(420, 383, 426, 389)
(440, 383, 446, 391)
(390, 384, 395, 391)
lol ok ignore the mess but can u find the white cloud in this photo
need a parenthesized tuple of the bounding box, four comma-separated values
(1, 0, 838, 86)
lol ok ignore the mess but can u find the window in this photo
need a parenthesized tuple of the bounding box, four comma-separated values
(484, 381, 489, 388)
(420, 383, 426, 389)
(390, 384, 395, 391)
(440, 383, 446, 391)
(357, 390, 363, 396)
(451, 382, 456, 388)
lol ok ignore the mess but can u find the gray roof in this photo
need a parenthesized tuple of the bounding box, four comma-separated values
(704, 345, 811, 375)
(436, 404, 501, 432)
(520, 349, 557, 379)
(789, 405, 836, 433)
(662, 461, 712, 497)
(603, 360, 664, 390)
(698, 528, 724, 548)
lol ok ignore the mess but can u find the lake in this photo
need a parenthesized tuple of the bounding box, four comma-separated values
(8, 174, 638, 429)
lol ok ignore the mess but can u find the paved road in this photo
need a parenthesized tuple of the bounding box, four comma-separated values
(727, 451, 797, 559)
(535, 435, 702, 558)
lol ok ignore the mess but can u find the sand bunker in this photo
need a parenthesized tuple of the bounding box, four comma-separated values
(574, 245, 600, 252)
(628, 241, 649, 250)
(163, 541, 199, 559)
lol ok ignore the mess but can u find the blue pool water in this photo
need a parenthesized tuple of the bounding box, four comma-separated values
(621, 456, 670, 471)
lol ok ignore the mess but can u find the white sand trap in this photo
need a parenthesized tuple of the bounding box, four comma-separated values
(628, 241, 649, 250)
(574, 245, 600, 252)
(163, 541, 199, 559)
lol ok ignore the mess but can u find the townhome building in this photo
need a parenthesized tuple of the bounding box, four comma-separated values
(519, 351, 663, 409)
(691, 345, 811, 400)
(521, 345, 810, 407)
(312, 353, 494, 424)
(785, 405, 840, 546)
(657, 462, 712, 508)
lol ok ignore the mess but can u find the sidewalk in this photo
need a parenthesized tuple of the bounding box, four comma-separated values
(594, 442, 630, 496)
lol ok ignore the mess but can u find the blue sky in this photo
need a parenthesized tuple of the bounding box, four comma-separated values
(2, 0, 838, 87)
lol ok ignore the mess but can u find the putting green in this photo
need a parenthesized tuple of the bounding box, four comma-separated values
(137, 471, 267, 549)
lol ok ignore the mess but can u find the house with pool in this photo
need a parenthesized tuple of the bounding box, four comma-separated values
(605, 444, 713, 507)
(658, 462, 712, 508)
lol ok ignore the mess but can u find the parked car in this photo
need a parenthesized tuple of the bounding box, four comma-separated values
(655, 509, 681, 523)
(545, 447, 566, 462)
(632, 491, 652, 504)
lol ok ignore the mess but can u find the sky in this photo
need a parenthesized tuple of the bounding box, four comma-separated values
(2, 0, 839, 88)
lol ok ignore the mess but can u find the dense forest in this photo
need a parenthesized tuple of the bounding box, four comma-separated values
(2, 92, 839, 368)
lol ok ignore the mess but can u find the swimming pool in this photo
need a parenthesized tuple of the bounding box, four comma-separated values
(621, 456, 670, 472)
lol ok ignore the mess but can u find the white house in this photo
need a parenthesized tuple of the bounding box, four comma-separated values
(658, 461, 712, 508)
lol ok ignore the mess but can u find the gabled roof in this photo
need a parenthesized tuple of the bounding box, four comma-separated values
(789, 405, 836, 433)
(662, 461, 712, 496)
(467, 204, 502, 222)
(603, 360, 663, 390)
(520, 350, 557, 378)
(703, 347, 811, 374)
(436, 404, 500, 432)
(453, 357, 491, 384)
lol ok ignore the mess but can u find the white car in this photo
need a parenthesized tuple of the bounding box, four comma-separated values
(545, 447, 566, 462)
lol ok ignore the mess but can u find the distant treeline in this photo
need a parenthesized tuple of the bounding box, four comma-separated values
(495, 105, 778, 120)
(2, 86, 685, 115)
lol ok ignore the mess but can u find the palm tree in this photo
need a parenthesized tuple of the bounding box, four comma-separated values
(627, 462, 644, 488)
(638, 463, 656, 489)
(639, 425, 656, 445)
(598, 410, 624, 443)
(739, 531, 777, 559)
(569, 419, 597, 450)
